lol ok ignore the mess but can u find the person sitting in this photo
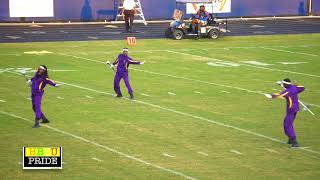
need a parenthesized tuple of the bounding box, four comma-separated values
(192, 5, 209, 36)
(170, 9, 184, 28)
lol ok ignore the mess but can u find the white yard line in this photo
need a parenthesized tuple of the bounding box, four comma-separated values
(261, 47, 318, 57)
(57, 96, 64, 100)
(162, 153, 175, 158)
(91, 157, 103, 162)
(85, 95, 94, 99)
(264, 148, 280, 154)
(304, 103, 320, 108)
(0, 111, 197, 180)
(230, 150, 243, 155)
(221, 90, 231, 94)
(141, 93, 151, 97)
(197, 151, 208, 156)
(166, 50, 320, 78)
(55, 53, 320, 108)
(194, 91, 203, 95)
(168, 92, 176, 96)
(0, 99, 5, 103)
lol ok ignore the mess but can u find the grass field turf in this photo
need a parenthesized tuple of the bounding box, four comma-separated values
(0, 34, 320, 179)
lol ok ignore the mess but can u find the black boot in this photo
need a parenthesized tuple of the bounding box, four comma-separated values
(129, 93, 134, 99)
(287, 139, 292, 144)
(290, 139, 299, 148)
(42, 115, 50, 123)
(116, 94, 123, 98)
(32, 118, 41, 128)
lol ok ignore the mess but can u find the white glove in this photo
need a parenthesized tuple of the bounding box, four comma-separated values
(276, 81, 282, 85)
(55, 84, 62, 87)
(26, 80, 32, 86)
(140, 61, 145, 65)
(110, 64, 114, 68)
(264, 93, 272, 99)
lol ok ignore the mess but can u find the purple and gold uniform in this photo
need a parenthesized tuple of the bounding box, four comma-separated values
(272, 84, 305, 143)
(113, 53, 142, 97)
(30, 67, 57, 128)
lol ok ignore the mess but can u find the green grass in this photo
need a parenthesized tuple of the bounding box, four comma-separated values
(0, 34, 320, 180)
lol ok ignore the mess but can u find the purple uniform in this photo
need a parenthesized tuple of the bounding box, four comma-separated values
(31, 73, 56, 119)
(273, 84, 305, 141)
(113, 54, 141, 96)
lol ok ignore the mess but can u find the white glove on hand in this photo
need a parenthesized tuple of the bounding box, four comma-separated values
(140, 61, 145, 65)
(55, 84, 62, 87)
(276, 81, 282, 85)
(26, 80, 32, 86)
(110, 64, 114, 68)
(264, 93, 272, 99)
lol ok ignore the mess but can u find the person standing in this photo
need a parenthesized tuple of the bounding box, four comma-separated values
(27, 65, 60, 128)
(265, 78, 305, 147)
(122, 0, 136, 33)
(111, 48, 144, 99)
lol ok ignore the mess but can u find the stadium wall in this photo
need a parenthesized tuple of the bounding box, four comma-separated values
(0, 0, 318, 22)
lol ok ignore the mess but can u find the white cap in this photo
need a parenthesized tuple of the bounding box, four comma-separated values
(39, 66, 46, 70)
(281, 80, 291, 85)
(122, 48, 129, 53)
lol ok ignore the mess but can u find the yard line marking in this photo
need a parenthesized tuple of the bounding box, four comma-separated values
(265, 148, 280, 154)
(230, 150, 243, 155)
(85, 95, 94, 99)
(221, 90, 231, 94)
(305, 103, 320, 108)
(166, 50, 320, 78)
(197, 152, 208, 156)
(91, 157, 103, 162)
(261, 47, 318, 57)
(55, 53, 320, 108)
(194, 91, 203, 94)
(242, 61, 273, 66)
(141, 93, 151, 97)
(57, 96, 64, 100)
(168, 92, 176, 96)
(0, 99, 5, 103)
(278, 62, 308, 65)
(26, 97, 31, 101)
(162, 153, 175, 158)
(0, 111, 197, 180)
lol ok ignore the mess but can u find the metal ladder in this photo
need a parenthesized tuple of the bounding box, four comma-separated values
(115, 0, 147, 25)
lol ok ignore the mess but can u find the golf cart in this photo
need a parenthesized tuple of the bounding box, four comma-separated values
(166, 11, 223, 40)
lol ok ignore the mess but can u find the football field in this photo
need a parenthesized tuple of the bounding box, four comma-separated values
(1, 34, 320, 179)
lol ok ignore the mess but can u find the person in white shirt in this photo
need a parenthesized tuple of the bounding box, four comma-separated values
(122, 0, 136, 33)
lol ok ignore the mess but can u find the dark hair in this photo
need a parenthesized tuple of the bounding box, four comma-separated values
(40, 65, 49, 78)
(283, 78, 291, 83)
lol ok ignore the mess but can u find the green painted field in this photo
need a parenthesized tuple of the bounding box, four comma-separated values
(0, 34, 320, 180)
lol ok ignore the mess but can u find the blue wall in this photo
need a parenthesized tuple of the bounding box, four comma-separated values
(0, 0, 317, 22)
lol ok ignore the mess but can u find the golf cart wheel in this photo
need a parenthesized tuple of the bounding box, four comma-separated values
(208, 29, 220, 39)
(172, 29, 184, 40)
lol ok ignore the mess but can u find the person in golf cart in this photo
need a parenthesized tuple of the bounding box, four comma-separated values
(192, 5, 210, 36)
(170, 9, 184, 28)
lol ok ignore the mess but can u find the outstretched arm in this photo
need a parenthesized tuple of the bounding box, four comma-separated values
(296, 85, 305, 94)
(128, 57, 144, 65)
(46, 78, 59, 87)
(272, 89, 289, 99)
